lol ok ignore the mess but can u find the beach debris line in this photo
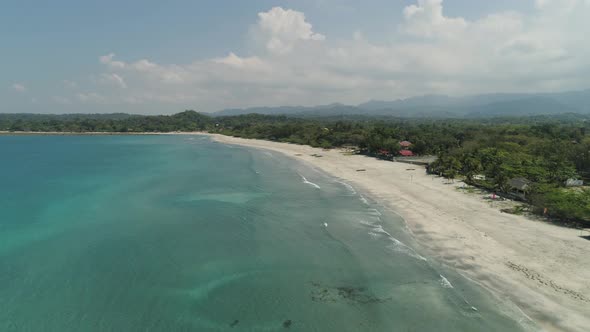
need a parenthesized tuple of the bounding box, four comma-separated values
(356, 169, 366, 172)
(506, 261, 589, 302)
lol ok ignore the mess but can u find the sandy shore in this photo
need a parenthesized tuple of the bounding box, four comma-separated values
(3, 130, 589, 330)
(206, 133, 590, 332)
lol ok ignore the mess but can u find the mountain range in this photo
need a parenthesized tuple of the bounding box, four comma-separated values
(214, 89, 590, 118)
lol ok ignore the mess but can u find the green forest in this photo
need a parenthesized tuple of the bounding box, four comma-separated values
(1, 111, 589, 225)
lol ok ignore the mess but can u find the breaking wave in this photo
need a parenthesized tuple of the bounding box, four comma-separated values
(335, 180, 356, 195)
(439, 274, 454, 289)
(299, 174, 321, 189)
(359, 218, 427, 262)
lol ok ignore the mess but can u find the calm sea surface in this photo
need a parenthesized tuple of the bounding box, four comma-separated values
(0, 135, 531, 331)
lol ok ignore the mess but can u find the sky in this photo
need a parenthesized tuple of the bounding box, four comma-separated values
(2, 0, 589, 114)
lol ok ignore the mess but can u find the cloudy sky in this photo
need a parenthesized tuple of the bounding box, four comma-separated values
(2, 0, 589, 114)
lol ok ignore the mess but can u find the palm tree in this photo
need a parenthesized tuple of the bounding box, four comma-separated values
(463, 156, 483, 184)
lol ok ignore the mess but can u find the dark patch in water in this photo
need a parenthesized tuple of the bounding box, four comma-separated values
(283, 319, 292, 328)
(309, 281, 390, 304)
(230, 320, 239, 327)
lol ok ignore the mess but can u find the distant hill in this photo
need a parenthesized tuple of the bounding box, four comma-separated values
(358, 94, 457, 111)
(214, 89, 590, 118)
(548, 89, 590, 113)
(465, 97, 577, 117)
(215, 103, 369, 118)
(215, 106, 307, 117)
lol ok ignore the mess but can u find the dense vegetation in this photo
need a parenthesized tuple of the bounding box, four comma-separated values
(1, 111, 589, 225)
(0, 112, 209, 132)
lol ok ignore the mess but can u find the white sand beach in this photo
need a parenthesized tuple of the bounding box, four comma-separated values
(207, 133, 590, 332)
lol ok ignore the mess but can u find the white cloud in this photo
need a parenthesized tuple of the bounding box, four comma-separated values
(56, 2, 590, 112)
(213, 53, 267, 70)
(99, 53, 126, 68)
(402, 0, 467, 38)
(99, 54, 188, 84)
(12, 83, 26, 93)
(255, 7, 325, 54)
(100, 73, 128, 89)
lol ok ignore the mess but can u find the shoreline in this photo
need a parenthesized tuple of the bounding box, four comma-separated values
(204, 133, 590, 332)
(3, 131, 589, 331)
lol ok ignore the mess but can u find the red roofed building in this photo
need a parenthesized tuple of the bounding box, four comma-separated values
(398, 140, 414, 157)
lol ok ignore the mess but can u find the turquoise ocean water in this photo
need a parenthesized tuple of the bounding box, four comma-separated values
(0, 135, 531, 331)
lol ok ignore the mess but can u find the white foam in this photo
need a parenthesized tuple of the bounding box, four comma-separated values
(335, 180, 356, 195)
(373, 225, 391, 236)
(359, 219, 377, 227)
(383, 236, 428, 261)
(368, 232, 380, 239)
(439, 274, 454, 288)
(299, 174, 321, 189)
(359, 195, 369, 205)
(368, 208, 382, 216)
(323, 222, 328, 227)
(361, 218, 428, 262)
(386, 241, 428, 262)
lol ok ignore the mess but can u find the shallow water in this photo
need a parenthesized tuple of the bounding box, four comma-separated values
(0, 135, 531, 331)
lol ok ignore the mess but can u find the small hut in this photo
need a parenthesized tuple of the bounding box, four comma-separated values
(398, 150, 414, 157)
(509, 177, 531, 200)
(399, 141, 412, 148)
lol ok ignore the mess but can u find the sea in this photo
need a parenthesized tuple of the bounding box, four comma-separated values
(0, 135, 533, 331)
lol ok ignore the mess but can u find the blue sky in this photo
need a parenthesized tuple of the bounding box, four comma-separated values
(2, 0, 588, 114)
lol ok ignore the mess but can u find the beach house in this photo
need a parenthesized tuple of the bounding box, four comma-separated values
(398, 150, 414, 157)
(400, 141, 412, 148)
(508, 177, 531, 200)
(398, 140, 414, 157)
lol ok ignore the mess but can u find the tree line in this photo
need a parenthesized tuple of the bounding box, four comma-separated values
(2, 111, 589, 225)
